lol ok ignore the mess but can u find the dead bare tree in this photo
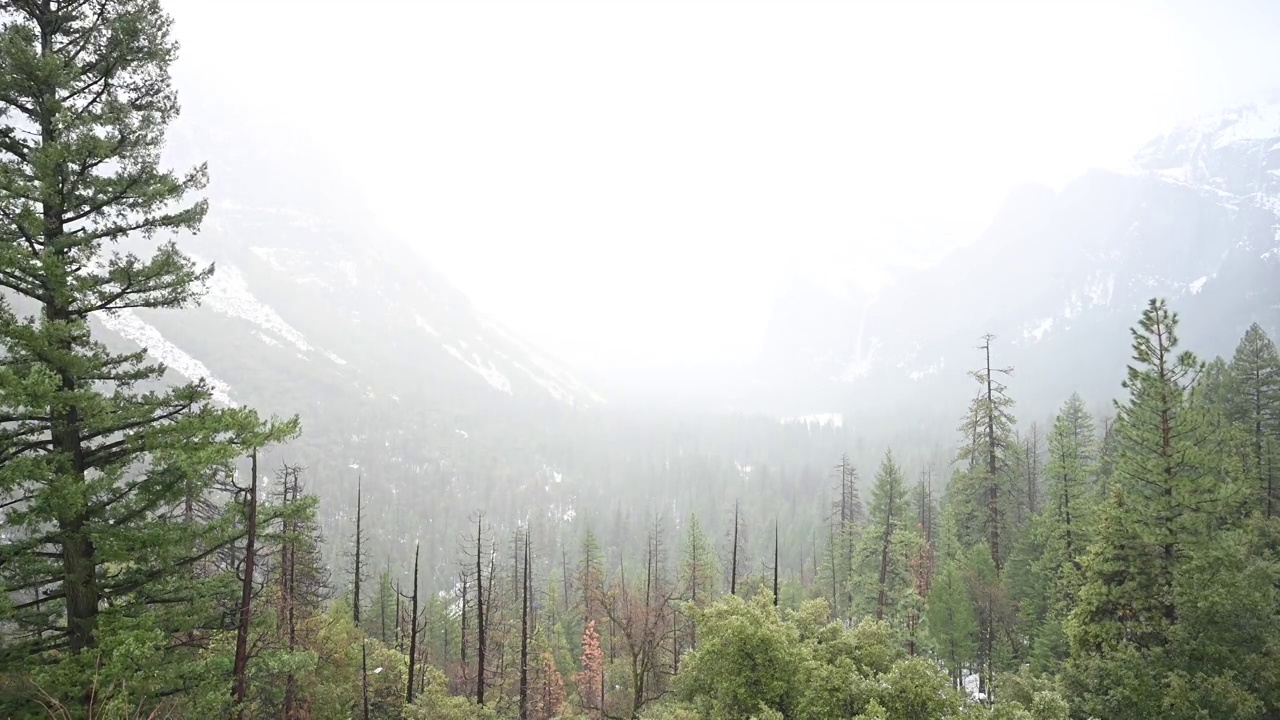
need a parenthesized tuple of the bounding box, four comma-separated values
(458, 513, 494, 706)
(772, 520, 780, 607)
(230, 452, 259, 718)
(977, 334, 1015, 571)
(405, 542, 421, 704)
(601, 519, 677, 718)
(519, 528, 531, 720)
(725, 502, 745, 596)
(827, 456, 862, 618)
(277, 463, 300, 719)
(344, 476, 370, 627)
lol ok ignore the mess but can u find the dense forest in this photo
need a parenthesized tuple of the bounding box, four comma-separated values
(3, 2, 1280, 719)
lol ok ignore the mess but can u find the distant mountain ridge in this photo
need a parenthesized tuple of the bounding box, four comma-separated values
(67, 95, 1280, 578)
(750, 99, 1280, 430)
(111, 96, 1280, 438)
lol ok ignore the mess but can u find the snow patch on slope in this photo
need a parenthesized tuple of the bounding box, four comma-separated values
(538, 463, 565, 493)
(907, 359, 944, 381)
(98, 310, 235, 406)
(540, 463, 563, 484)
(478, 316, 605, 406)
(1212, 102, 1280, 149)
(1024, 317, 1054, 342)
(833, 336, 883, 382)
(194, 258, 314, 352)
(249, 246, 334, 290)
(1082, 273, 1115, 308)
(1189, 275, 1209, 294)
(415, 315, 441, 337)
(443, 344, 513, 394)
(493, 350, 582, 407)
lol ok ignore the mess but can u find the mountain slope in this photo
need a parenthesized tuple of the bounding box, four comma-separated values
(55, 101, 626, 581)
(752, 100, 1280, 432)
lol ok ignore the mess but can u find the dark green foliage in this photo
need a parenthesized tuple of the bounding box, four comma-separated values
(925, 559, 977, 686)
(1225, 324, 1280, 517)
(1064, 300, 1280, 719)
(1005, 394, 1096, 673)
(0, 0, 296, 713)
(673, 592, 965, 720)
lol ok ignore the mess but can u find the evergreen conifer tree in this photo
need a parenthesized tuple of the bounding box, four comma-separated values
(865, 449, 909, 622)
(956, 335, 1017, 571)
(926, 560, 978, 689)
(1044, 393, 1096, 567)
(1109, 299, 1231, 620)
(1226, 323, 1280, 517)
(1064, 300, 1271, 718)
(0, 0, 297, 708)
(677, 512, 716, 650)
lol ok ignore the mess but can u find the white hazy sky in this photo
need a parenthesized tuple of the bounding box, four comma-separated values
(166, 0, 1280, 371)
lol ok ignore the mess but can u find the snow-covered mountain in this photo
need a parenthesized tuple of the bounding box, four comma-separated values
(68, 102, 624, 579)
(100, 198, 609, 574)
(114, 201, 605, 414)
(111, 97, 606, 419)
(749, 99, 1280, 429)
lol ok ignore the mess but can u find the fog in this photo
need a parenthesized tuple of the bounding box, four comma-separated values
(8, 2, 1280, 713)
(164, 0, 1280, 377)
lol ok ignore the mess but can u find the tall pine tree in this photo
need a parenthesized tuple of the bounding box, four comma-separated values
(1016, 393, 1096, 672)
(954, 335, 1017, 571)
(1226, 323, 1280, 517)
(0, 0, 296, 708)
(1065, 299, 1271, 719)
(865, 449, 909, 622)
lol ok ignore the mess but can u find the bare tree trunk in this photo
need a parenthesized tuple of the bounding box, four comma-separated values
(982, 335, 1001, 572)
(730, 501, 739, 596)
(353, 476, 364, 625)
(282, 470, 298, 719)
(460, 573, 468, 665)
(772, 520, 779, 607)
(876, 487, 894, 620)
(828, 523, 838, 619)
(673, 607, 680, 674)
(477, 516, 486, 706)
(380, 562, 389, 644)
(519, 530, 530, 720)
(842, 458, 855, 615)
(231, 452, 259, 717)
(406, 543, 420, 704)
